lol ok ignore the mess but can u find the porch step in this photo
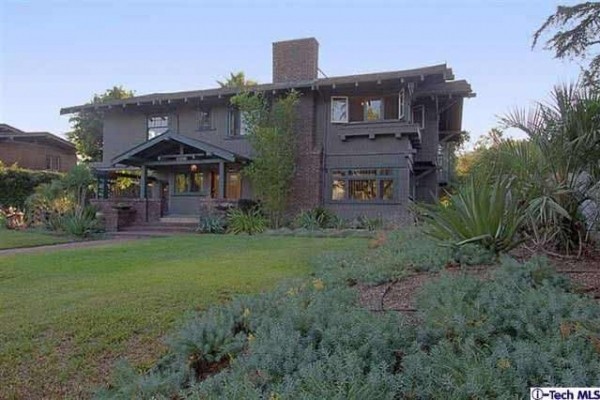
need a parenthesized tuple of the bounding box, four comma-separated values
(120, 216, 198, 234)
(160, 216, 199, 225)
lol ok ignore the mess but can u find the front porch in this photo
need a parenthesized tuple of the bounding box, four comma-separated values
(92, 132, 250, 231)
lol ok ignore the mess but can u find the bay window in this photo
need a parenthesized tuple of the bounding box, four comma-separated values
(330, 168, 396, 201)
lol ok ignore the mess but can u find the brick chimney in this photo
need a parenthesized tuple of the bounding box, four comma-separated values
(272, 38, 319, 83)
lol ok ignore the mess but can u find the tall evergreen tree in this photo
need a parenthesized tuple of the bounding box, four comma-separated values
(534, 2, 600, 89)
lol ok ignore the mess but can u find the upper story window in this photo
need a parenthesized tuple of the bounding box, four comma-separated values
(399, 89, 406, 120)
(46, 155, 61, 171)
(363, 98, 382, 121)
(331, 95, 404, 123)
(228, 109, 249, 137)
(198, 109, 212, 131)
(331, 97, 349, 123)
(147, 116, 169, 140)
(412, 105, 425, 129)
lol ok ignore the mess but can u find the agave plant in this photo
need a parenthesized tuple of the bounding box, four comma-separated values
(420, 178, 526, 254)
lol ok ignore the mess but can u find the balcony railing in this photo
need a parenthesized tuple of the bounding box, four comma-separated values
(336, 120, 422, 148)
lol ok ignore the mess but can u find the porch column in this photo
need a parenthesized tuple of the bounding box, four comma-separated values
(140, 165, 147, 199)
(218, 161, 225, 199)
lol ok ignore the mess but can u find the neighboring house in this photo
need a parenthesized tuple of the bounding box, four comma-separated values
(60, 38, 474, 223)
(0, 124, 77, 172)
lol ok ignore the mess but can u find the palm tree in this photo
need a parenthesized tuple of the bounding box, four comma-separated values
(496, 83, 600, 255)
(217, 72, 258, 89)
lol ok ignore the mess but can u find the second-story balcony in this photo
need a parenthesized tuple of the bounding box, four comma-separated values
(336, 119, 422, 148)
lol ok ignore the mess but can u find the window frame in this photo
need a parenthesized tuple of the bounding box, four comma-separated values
(227, 108, 251, 137)
(331, 96, 349, 123)
(147, 115, 170, 140)
(226, 168, 242, 199)
(398, 89, 406, 120)
(329, 168, 398, 203)
(45, 155, 61, 171)
(173, 171, 205, 196)
(362, 97, 384, 121)
(197, 108, 212, 131)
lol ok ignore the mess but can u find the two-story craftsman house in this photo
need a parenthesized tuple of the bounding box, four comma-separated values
(60, 38, 474, 225)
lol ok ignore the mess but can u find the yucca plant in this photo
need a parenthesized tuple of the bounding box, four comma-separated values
(419, 178, 526, 254)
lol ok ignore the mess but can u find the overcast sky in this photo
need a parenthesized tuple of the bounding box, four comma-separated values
(0, 0, 582, 145)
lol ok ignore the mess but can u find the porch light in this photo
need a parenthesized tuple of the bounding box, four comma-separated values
(190, 164, 198, 172)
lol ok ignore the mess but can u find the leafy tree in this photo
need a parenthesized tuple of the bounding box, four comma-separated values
(454, 128, 503, 183)
(217, 72, 258, 89)
(67, 86, 134, 162)
(533, 2, 600, 89)
(231, 90, 299, 228)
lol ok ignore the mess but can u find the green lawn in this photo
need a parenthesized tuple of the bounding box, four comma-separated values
(0, 234, 363, 399)
(0, 229, 72, 250)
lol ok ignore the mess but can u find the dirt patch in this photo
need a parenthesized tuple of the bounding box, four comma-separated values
(358, 251, 600, 325)
(358, 265, 494, 324)
(550, 255, 600, 300)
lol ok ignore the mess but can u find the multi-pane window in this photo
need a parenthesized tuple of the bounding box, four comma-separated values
(331, 97, 349, 123)
(331, 169, 395, 201)
(412, 105, 425, 129)
(198, 109, 212, 130)
(147, 116, 169, 140)
(226, 170, 242, 199)
(45, 155, 61, 171)
(174, 172, 204, 194)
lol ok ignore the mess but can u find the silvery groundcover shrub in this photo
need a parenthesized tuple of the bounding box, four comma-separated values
(96, 231, 600, 399)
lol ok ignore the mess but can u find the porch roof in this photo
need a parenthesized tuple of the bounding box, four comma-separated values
(111, 132, 243, 167)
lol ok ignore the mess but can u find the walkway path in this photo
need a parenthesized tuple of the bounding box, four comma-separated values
(0, 235, 150, 257)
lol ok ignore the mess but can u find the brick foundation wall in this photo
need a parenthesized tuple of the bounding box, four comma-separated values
(90, 198, 161, 231)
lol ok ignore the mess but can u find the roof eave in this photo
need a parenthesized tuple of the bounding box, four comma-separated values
(60, 64, 456, 115)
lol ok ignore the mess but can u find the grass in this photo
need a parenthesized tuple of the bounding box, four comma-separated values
(0, 228, 72, 250)
(0, 234, 363, 399)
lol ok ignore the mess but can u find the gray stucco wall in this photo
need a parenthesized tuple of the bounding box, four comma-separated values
(102, 111, 147, 165)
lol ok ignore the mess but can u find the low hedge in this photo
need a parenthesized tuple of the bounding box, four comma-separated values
(0, 165, 62, 209)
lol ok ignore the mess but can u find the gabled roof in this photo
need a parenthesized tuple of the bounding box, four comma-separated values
(0, 123, 76, 150)
(111, 131, 242, 166)
(60, 63, 472, 114)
